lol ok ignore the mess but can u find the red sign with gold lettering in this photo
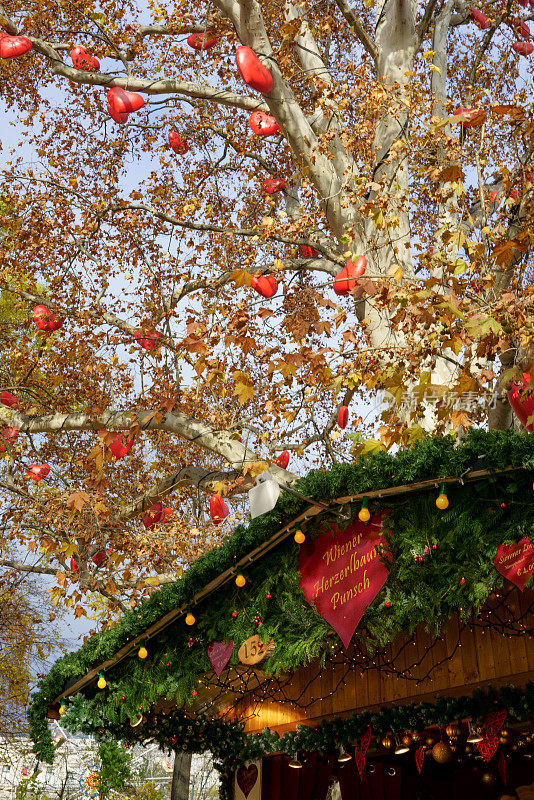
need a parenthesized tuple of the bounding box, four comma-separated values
(298, 515, 389, 648)
(494, 536, 534, 591)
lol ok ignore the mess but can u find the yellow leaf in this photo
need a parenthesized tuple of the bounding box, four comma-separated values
(144, 576, 161, 587)
(230, 269, 253, 287)
(233, 371, 255, 406)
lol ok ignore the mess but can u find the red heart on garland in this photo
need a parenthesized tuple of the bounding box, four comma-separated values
(207, 640, 233, 677)
(236, 46, 273, 94)
(0, 35, 32, 59)
(470, 9, 489, 28)
(477, 735, 499, 763)
(134, 329, 160, 351)
(276, 451, 290, 469)
(107, 87, 145, 114)
(0, 391, 17, 407)
(494, 537, 534, 591)
(415, 745, 425, 774)
(187, 32, 217, 51)
(143, 502, 164, 530)
(27, 464, 50, 482)
(299, 245, 319, 258)
(108, 434, 134, 459)
(106, 99, 128, 124)
(210, 493, 229, 525)
(360, 726, 372, 756)
(261, 177, 286, 194)
(251, 274, 278, 298)
(236, 764, 258, 798)
(32, 305, 63, 332)
(338, 405, 349, 428)
(168, 131, 189, 154)
(485, 709, 507, 737)
(513, 41, 534, 55)
(248, 111, 280, 137)
(333, 257, 366, 295)
(507, 373, 534, 430)
(70, 46, 100, 71)
(354, 751, 366, 780)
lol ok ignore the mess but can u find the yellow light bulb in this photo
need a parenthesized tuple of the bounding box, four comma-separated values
(97, 676, 107, 690)
(185, 612, 195, 626)
(59, 704, 67, 716)
(138, 646, 148, 659)
(294, 530, 306, 544)
(358, 507, 371, 523)
(235, 574, 246, 587)
(436, 494, 449, 510)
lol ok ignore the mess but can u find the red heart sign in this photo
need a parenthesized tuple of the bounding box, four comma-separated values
(0, 391, 17, 407)
(134, 329, 160, 351)
(236, 46, 273, 94)
(494, 537, 534, 591)
(108, 434, 134, 459)
(513, 42, 534, 55)
(477, 735, 499, 763)
(207, 640, 233, 677)
(107, 87, 145, 114)
(187, 32, 217, 51)
(210, 493, 229, 524)
(276, 451, 290, 469)
(248, 111, 280, 137)
(261, 177, 286, 194)
(251, 275, 278, 298)
(106, 99, 128, 124)
(0, 427, 19, 453)
(236, 764, 258, 798)
(168, 131, 189, 154)
(0, 35, 32, 59)
(27, 464, 50, 482)
(143, 502, 164, 529)
(299, 515, 389, 648)
(507, 373, 534, 430)
(70, 46, 100, 71)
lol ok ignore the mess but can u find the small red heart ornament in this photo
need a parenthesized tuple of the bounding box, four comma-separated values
(187, 32, 217, 51)
(0, 35, 32, 59)
(27, 464, 50, 482)
(248, 111, 280, 136)
(92, 546, 112, 566)
(494, 537, 534, 591)
(32, 305, 64, 332)
(168, 131, 189, 154)
(276, 451, 290, 469)
(453, 107, 486, 127)
(143, 502, 164, 530)
(108, 434, 134, 459)
(0, 391, 17, 408)
(513, 41, 534, 55)
(333, 257, 366, 295)
(299, 245, 319, 258)
(510, 17, 530, 38)
(470, 9, 489, 28)
(207, 640, 233, 677)
(261, 177, 286, 194)
(236, 764, 258, 798)
(134, 329, 160, 351)
(210, 493, 229, 524)
(477, 735, 499, 763)
(70, 557, 78, 572)
(507, 373, 534, 430)
(107, 87, 145, 114)
(106, 99, 128, 124)
(236, 46, 273, 94)
(338, 405, 349, 428)
(70, 46, 100, 71)
(251, 274, 278, 298)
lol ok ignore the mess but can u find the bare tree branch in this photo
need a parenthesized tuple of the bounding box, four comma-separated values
(331, 0, 378, 62)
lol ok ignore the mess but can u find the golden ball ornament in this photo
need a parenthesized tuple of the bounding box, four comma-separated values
(401, 734, 413, 748)
(235, 574, 246, 587)
(381, 734, 394, 750)
(294, 530, 306, 544)
(480, 771, 496, 788)
(499, 732, 511, 746)
(358, 507, 371, 523)
(445, 723, 460, 738)
(138, 646, 148, 659)
(185, 612, 196, 626)
(432, 742, 453, 764)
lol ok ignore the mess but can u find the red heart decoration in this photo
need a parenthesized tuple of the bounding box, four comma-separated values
(299, 515, 389, 647)
(470, 9, 489, 28)
(0, 391, 17, 408)
(108, 434, 134, 459)
(477, 735, 499, 763)
(333, 257, 366, 295)
(248, 111, 280, 137)
(134, 329, 160, 351)
(106, 99, 128, 124)
(494, 537, 534, 591)
(510, 17, 530, 38)
(210, 493, 229, 524)
(251, 275, 278, 298)
(354, 751, 366, 780)
(143, 502, 164, 530)
(168, 131, 189, 154)
(92, 548, 111, 566)
(261, 177, 286, 194)
(360, 726, 372, 756)
(27, 464, 50, 482)
(32, 305, 64, 332)
(70, 46, 100, 71)
(162, 507, 173, 523)
(207, 640, 233, 677)
(236, 46, 273, 94)
(299, 245, 319, 258)
(0, 35, 32, 59)
(107, 87, 145, 114)
(338, 405, 349, 428)
(236, 764, 258, 798)
(187, 32, 217, 51)
(513, 41, 534, 55)
(276, 451, 290, 469)
(415, 745, 425, 774)
(485, 709, 507, 737)
(453, 107, 486, 128)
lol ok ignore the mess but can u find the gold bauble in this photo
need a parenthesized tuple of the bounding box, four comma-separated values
(425, 736, 435, 748)
(499, 732, 511, 746)
(432, 742, 453, 764)
(445, 723, 460, 738)
(480, 771, 496, 787)
(358, 507, 371, 523)
(401, 734, 413, 748)
(381, 734, 394, 750)
(436, 493, 449, 510)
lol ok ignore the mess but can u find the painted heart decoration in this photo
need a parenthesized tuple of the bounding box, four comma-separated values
(236, 46, 273, 94)
(210, 493, 229, 524)
(187, 32, 217, 51)
(27, 464, 50, 482)
(106, 100, 128, 124)
(494, 537, 534, 591)
(168, 131, 189, 154)
(334, 257, 366, 295)
(107, 87, 145, 114)
(134, 329, 160, 351)
(32, 305, 64, 332)
(248, 111, 280, 137)
(477, 735, 499, 763)
(470, 9, 489, 28)
(143, 502, 164, 529)
(415, 745, 425, 774)
(236, 764, 258, 798)
(338, 405, 349, 428)
(108, 434, 134, 459)
(485, 709, 507, 737)
(251, 275, 278, 298)
(261, 177, 286, 194)
(70, 46, 100, 71)
(299, 245, 319, 258)
(513, 41, 534, 55)
(0, 35, 32, 59)
(276, 451, 290, 469)
(453, 107, 486, 128)
(354, 751, 366, 780)
(510, 17, 530, 38)
(207, 640, 233, 677)
(0, 390, 17, 407)
(508, 374, 534, 430)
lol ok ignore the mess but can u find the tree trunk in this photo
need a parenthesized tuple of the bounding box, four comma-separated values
(170, 752, 192, 800)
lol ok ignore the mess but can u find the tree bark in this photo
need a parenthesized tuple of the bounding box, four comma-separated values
(170, 752, 192, 800)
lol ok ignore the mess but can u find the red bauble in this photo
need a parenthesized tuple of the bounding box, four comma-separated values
(338, 405, 349, 428)
(108, 434, 134, 459)
(106, 99, 128, 124)
(248, 111, 281, 136)
(384, 600, 391, 608)
(134, 329, 160, 351)
(469, 9, 489, 28)
(261, 177, 286, 194)
(0, 35, 32, 59)
(453, 107, 486, 127)
(107, 87, 145, 114)
(210, 493, 229, 525)
(0, 391, 17, 407)
(251, 274, 278, 298)
(507, 373, 534, 430)
(192, 690, 198, 697)
(168, 131, 189, 154)
(232, 610, 238, 618)
(276, 450, 290, 469)
(143, 502, 164, 530)
(27, 464, 50, 482)
(32, 305, 63, 332)
(70, 46, 100, 71)
(187, 32, 217, 50)
(513, 41, 534, 55)
(236, 46, 273, 93)
(299, 245, 319, 258)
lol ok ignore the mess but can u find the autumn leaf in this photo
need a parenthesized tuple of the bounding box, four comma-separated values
(66, 491, 90, 512)
(233, 371, 255, 405)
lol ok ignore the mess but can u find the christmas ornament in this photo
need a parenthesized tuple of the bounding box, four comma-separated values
(0, 391, 17, 407)
(138, 645, 148, 659)
(299, 245, 319, 258)
(266, 593, 271, 599)
(97, 672, 107, 689)
(185, 612, 196, 626)
(236, 763, 258, 798)
(106, 99, 128, 124)
(261, 177, 286, 194)
(235, 574, 246, 587)
(276, 451, 290, 469)
(508, 373, 534, 429)
(338, 405, 349, 428)
(108, 434, 134, 459)
(333, 258, 365, 295)
(187, 32, 217, 50)
(445, 723, 460, 738)
(381, 734, 394, 750)
(248, 111, 280, 136)
(107, 87, 145, 114)
(415, 745, 425, 774)
(477, 736, 499, 762)
(237, 635, 275, 665)
(494, 537, 533, 591)
(513, 41, 534, 55)
(92, 547, 111, 566)
(401, 734, 413, 748)
(469, 9, 489, 28)
(70, 46, 99, 71)
(207, 640, 233, 677)
(453, 107, 486, 127)
(192, 689, 198, 697)
(251, 274, 278, 298)
(134, 329, 160, 351)
(436, 483, 449, 509)
(384, 600, 391, 608)
(358, 497, 370, 523)
(236, 46, 273, 93)
(210, 493, 229, 524)
(510, 17, 530, 38)
(59, 703, 67, 716)
(168, 131, 189, 154)
(485, 709, 507, 737)
(294, 529, 305, 544)
(0, 35, 32, 58)
(231, 610, 238, 618)
(460, 577, 465, 585)
(32, 305, 63, 332)
(143, 502, 165, 529)
(27, 464, 50, 482)
(432, 742, 453, 764)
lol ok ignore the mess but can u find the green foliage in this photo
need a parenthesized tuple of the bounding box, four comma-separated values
(29, 430, 534, 763)
(96, 739, 132, 798)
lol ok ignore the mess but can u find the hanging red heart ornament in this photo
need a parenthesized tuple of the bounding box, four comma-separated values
(143, 502, 164, 530)
(251, 275, 278, 298)
(334, 257, 366, 295)
(108, 434, 134, 459)
(261, 177, 286, 194)
(168, 131, 189, 154)
(107, 87, 145, 114)
(70, 46, 100, 71)
(513, 41, 534, 55)
(299, 245, 319, 258)
(507, 373, 534, 430)
(354, 751, 366, 780)
(106, 99, 128, 124)
(509, 17, 530, 38)
(415, 745, 425, 774)
(0, 35, 32, 59)
(494, 537, 534, 591)
(207, 640, 234, 677)
(484, 709, 507, 737)
(360, 726, 372, 757)
(236, 46, 273, 93)
(134, 330, 160, 351)
(92, 548, 110, 566)
(469, 9, 489, 28)
(248, 111, 280, 136)
(32, 305, 64, 332)
(236, 764, 258, 798)
(276, 451, 290, 469)
(477, 735, 499, 763)
(161, 507, 173, 523)
(0, 391, 17, 407)
(27, 464, 50, 482)
(210, 493, 229, 524)
(338, 405, 349, 428)
(187, 32, 217, 51)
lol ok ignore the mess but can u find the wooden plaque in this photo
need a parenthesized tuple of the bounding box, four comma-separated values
(238, 635, 275, 665)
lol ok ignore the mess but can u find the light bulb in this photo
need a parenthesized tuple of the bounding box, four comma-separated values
(185, 613, 196, 626)
(294, 530, 306, 544)
(235, 574, 246, 587)
(138, 646, 148, 659)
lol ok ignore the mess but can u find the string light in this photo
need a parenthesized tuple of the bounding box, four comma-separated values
(358, 496, 370, 523)
(97, 672, 107, 689)
(436, 483, 449, 510)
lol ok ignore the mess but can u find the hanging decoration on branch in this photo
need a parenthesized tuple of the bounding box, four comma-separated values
(251, 274, 278, 298)
(235, 46, 273, 93)
(142, 503, 172, 529)
(210, 493, 229, 525)
(494, 537, 534, 591)
(338, 405, 349, 428)
(299, 245, 319, 258)
(187, 32, 217, 51)
(32, 305, 64, 333)
(70, 46, 99, 71)
(513, 41, 534, 55)
(509, 17, 530, 38)
(207, 640, 234, 677)
(134, 330, 160, 351)
(107, 87, 145, 116)
(248, 111, 280, 136)
(26, 464, 50, 482)
(168, 131, 189, 154)
(0, 391, 17, 407)
(261, 178, 286, 195)
(106, 434, 134, 460)
(0, 35, 32, 58)
(508, 373, 534, 429)
(276, 451, 290, 469)
(469, 9, 489, 28)
(453, 107, 486, 128)
(333, 257, 366, 295)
